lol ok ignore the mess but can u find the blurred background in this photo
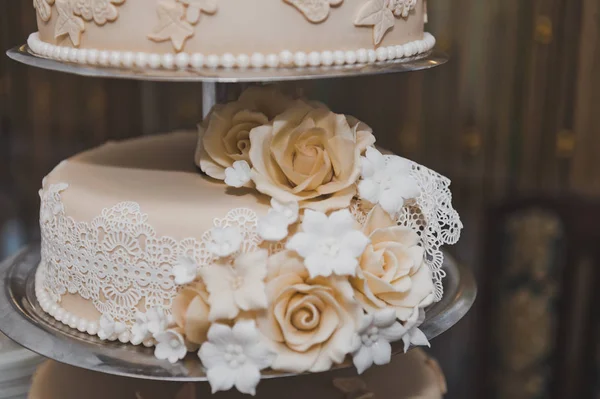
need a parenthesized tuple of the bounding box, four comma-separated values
(1, 0, 599, 398)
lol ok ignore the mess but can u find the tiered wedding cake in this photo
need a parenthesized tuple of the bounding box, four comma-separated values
(35, 86, 461, 395)
(28, 0, 435, 68)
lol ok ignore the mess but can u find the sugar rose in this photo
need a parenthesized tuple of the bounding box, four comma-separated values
(351, 206, 435, 321)
(172, 281, 211, 345)
(249, 102, 375, 212)
(196, 86, 294, 183)
(257, 250, 362, 373)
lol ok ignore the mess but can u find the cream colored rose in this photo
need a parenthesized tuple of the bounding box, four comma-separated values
(249, 102, 375, 212)
(257, 250, 362, 373)
(172, 281, 210, 345)
(196, 86, 294, 182)
(351, 206, 435, 321)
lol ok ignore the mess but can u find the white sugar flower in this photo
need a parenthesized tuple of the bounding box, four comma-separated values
(270, 198, 299, 224)
(399, 308, 430, 352)
(257, 210, 289, 241)
(154, 329, 187, 364)
(224, 160, 252, 188)
(131, 308, 171, 345)
(351, 309, 405, 374)
(358, 147, 420, 216)
(97, 314, 126, 341)
(257, 198, 299, 242)
(173, 256, 198, 285)
(207, 227, 243, 257)
(199, 320, 274, 395)
(286, 209, 370, 278)
(199, 250, 269, 321)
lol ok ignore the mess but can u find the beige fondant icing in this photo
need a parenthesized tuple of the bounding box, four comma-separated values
(36, 0, 424, 54)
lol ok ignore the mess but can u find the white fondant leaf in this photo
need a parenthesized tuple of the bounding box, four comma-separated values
(148, 1, 195, 52)
(54, 0, 85, 47)
(354, 0, 396, 45)
(285, 0, 332, 23)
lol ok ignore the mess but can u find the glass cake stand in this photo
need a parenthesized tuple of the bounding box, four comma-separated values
(6, 45, 447, 83)
(0, 244, 476, 381)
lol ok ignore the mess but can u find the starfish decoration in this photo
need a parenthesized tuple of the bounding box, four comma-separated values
(148, 1, 195, 51)
(179, 0, 218, 24)
(54, 0, 85, 46)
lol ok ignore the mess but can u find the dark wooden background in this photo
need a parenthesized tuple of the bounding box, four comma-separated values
(1, 1, 600, 398)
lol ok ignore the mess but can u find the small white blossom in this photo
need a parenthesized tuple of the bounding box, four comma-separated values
(351, 309, 405, 374)
(131, 308, 171, 345)
(270, 198, 299, 224)
(154, 329, 187, 364)
(200, 250, 269, 321)
(199, 320, 275, 395)
(224, 160, 252, 188)
(173, 256, 198, 285)
(358, 147, 420, 216)
(257, 210, 289, 241)
(399, 308, 430, 352)
(97, 314, 126, 341)
(286, 209, 370, 278)
(207, 227, 243, 257)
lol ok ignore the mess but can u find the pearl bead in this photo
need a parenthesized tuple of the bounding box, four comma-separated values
(175, 53, 190, 69)
(356, 49, 368, 63)
(49, 304, 58, 316)
(87, 50, 99, 65)
(279, 50, 294, 66)
(161, 54, 175, 69)
(60, 47, 70, 61)
(293, 52, 307, 67)
(221, 53, 235, 68)
(395, 45, 405, 58)
(77, 49, 88, 64)
(135, 52, 148, 68)
(68, 48, 78, 62)
(122, 52, 135, 68)
(60, 311, 71, 324)
(376, 47, 388, 61)
(143, 338, 154, 347)
(148, 54, 161, 69)
(367, 50, 377, 63)
(236, 54, 250, 68)
(55, 308, 65, 320)
(308, 51, 320, 67)
(345, 51, 357, 65)
(250, 53, 265, 68)
(404, 43, 414, 56)
(52, 46, 61, 59)
(320, 51, 333, 66)
(188, 53, 203, 68)
(77, 319, 88, 332)
(206, 55, 220, 68)
(265, 54, 279, 68)
(68, 315, 79, 328)
(333, 50, 345, 65)
(109, 52, 121, 67)
(387, 46, 396, 60)
(118, 331, 131, 343)
(87, 322, 99, 335)
(98, 51, 110, 66)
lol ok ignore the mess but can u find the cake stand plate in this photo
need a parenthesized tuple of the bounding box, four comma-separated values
(0, 245, 475, 381)
(6, 45, 447, 83)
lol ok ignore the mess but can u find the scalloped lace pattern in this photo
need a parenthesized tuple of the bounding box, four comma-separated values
(349, 159, 462, 300)
(39, 183, 266, 324)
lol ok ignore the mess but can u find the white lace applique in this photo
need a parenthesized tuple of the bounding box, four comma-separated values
(354, 0, 417, 45)
(39, 182, 265, 326)
(284, 0, 343, 23)
(73, 0, 125, 25)
(34, 0, 55, 22)
(350, 158, 462, 301)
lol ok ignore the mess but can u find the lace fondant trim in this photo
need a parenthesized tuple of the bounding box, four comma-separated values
(26, 32, 435, 69)
(39, 182, 268, 326)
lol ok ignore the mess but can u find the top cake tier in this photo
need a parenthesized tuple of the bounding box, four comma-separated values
(30, 0, 434, 69)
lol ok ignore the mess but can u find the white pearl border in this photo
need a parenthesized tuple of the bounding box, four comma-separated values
(27, 32, 436, 70)
(34, 266, 155, 347)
